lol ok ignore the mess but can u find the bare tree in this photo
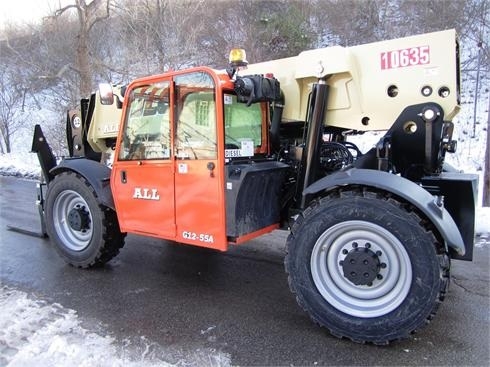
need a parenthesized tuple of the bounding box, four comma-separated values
(54, 0, 111, 97)
(484, 96, 490, 207)
(199, 0, 315, 67)
(313, 0, 473, 47)
(0, 70, 29, 153)
(113, 0, 206, 77)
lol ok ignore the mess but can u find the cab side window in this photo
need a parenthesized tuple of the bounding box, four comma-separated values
(224, 94, 262, 147)
(175, 72, 216, 160)
(119, 83, 171, 160)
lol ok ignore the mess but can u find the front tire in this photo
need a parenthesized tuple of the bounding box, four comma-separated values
(285, 188, 449, 344)
(45, 171, 125, 268)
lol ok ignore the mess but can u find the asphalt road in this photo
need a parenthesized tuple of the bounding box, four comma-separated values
(1, 175, 489, 366)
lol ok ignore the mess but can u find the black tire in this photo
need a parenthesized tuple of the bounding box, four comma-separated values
(285, 188, 450, 344)
(45, 171, 126, 268)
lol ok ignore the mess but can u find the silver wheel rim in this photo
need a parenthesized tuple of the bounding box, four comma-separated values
(52, 190, 93, 251)
(311, 220, 412, 318)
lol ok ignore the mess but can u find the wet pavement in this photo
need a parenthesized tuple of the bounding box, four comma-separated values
(1, 175, 489, 366)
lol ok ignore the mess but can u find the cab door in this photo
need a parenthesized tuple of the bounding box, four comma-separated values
(111, 80, 176, 238)
(111, 71, 227, 250)
(172, 71, 227, 250)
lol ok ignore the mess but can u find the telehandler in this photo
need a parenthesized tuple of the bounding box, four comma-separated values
(30, 29, 478, 344)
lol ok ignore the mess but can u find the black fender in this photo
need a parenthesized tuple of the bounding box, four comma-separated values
(304, 168, 465, 256)
(49, 158, 115, 210)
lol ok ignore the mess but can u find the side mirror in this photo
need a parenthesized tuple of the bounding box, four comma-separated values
(99, 83, 114, 105)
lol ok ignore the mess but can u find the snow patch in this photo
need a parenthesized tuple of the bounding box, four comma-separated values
(0, 286, 230, 367)
(475, 206, 490, 241)
(0, 151, 41, 180)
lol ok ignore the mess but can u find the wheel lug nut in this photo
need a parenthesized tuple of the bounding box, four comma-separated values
(377, 274, 383, 280)
(339, 260, 344, 266)
(342, 249, 348, 255)
(367, 282, 373, 287)
(364, 272, 369, 278)
(376, 251, 382, 256)
(352, 242, 358, 248)
(380, 263, 387, 269)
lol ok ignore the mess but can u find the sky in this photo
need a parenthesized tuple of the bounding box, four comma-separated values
(0, 0, 74, 30)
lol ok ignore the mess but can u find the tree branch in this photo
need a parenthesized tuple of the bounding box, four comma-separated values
(54, 4, 81, 17)
(87, 0, 111, 33)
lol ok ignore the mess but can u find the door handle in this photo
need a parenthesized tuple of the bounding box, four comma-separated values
(207, 162, 215, 178)
(121, 170, 127, 183)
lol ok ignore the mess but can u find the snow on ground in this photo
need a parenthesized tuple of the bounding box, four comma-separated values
(475, 206, 490, 242)
(0, 286, 230, 367)
(0, 150, 41, 180)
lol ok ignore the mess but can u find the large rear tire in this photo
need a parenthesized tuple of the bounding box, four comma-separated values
(285, 188, 449, 344)
(45, 171, 125, 268)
